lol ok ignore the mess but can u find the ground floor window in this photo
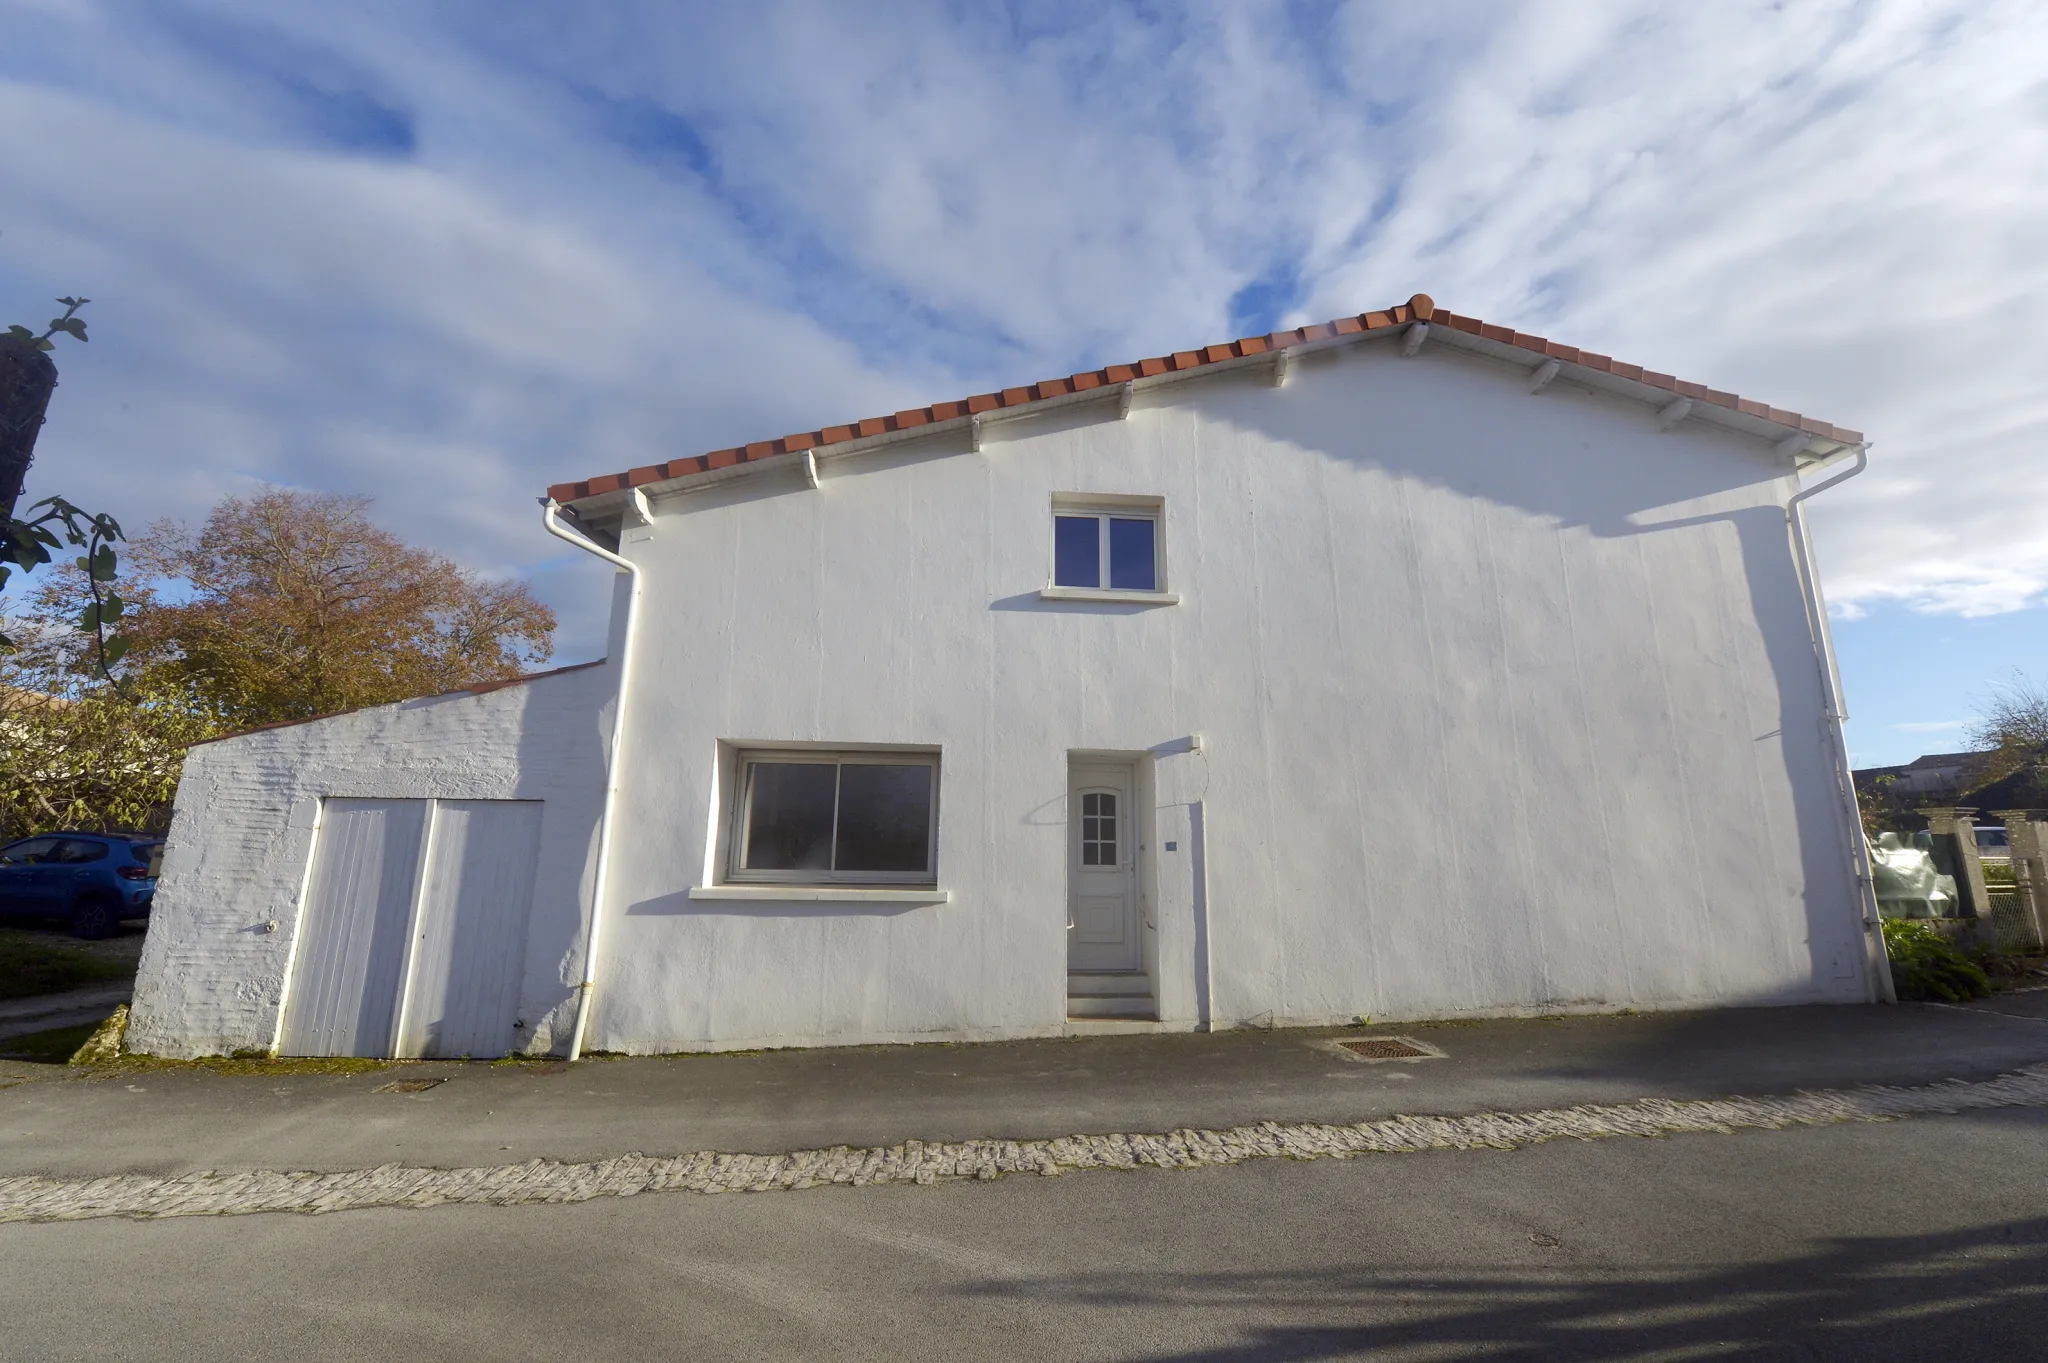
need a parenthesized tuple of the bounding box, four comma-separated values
(728, 750, 939, 886)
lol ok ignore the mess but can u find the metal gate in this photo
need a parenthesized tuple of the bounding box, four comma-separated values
(279, 798, 542, 1059)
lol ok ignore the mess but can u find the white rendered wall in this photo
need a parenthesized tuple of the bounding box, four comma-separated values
(126, 666, 611, 1059)
(589, 336, 1871, 1052)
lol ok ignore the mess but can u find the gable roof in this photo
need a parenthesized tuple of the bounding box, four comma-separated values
(546, 293, 1864, 510)
(184, 660, 607, 748)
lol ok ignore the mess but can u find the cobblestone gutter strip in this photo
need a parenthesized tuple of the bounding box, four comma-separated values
(7, 1068, 2048, 1224)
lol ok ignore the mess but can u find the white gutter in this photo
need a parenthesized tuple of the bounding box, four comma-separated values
(543, 498, 644, 1059)
(1784, 445, 1894, 1003)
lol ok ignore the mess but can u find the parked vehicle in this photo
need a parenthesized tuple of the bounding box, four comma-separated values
(0, 832, 162, 938)
(1976, 825, 2012, 864)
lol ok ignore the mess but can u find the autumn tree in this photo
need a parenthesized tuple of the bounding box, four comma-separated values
(1, 487, 555, 836)
(1971, 672, 2048, 753)
(1963, 672, 2048, 810)
(114, 487, 557, 727)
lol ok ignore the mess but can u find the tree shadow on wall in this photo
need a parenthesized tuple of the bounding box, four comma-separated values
(960, 1216, 2048, 1362)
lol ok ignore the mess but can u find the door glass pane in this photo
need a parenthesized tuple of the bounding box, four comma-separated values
(57, 840, 108, 864)
(1108, 518, 1156, 590)
(1053, 516, 1101, 587)
(744, 763, 837, 870)
(1081, 793, 1117, 866)
(834, 764, 934, 873)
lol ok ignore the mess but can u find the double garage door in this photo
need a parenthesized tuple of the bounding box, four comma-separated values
(279, 798, 542, 1059)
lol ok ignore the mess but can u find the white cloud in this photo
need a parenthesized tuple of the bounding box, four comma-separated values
(3, 0, 2045, 660)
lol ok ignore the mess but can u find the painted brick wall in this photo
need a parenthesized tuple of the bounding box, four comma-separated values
(126, 666, 611, 1059)
(131, 329, 1875, 1058)
(586, 334, 1874, 1051)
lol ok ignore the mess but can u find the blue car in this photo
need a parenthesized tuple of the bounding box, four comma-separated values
(0, 832, 162, 938)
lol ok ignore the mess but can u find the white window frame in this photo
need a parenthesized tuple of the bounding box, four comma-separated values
(1044, 494, 1177, 604)
(724, 748, 941, 888)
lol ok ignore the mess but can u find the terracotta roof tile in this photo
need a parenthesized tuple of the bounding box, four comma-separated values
(546, 292, 1860, 503)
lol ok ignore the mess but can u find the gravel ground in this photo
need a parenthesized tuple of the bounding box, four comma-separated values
(6, 1065, 2045, 1224)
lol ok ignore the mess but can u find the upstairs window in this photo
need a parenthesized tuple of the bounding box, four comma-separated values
(1051, 499, 1161, 592)
(728, 750, 939, 886)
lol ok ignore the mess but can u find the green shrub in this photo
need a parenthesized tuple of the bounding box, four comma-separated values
(1882, 920, 1992, 1002)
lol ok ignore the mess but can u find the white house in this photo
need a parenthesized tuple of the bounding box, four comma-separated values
(127, 294, 1888, 1061)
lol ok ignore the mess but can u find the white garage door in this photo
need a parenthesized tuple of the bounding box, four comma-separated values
(279, 798, 543, 1059)
(397, 800, 543, 1059)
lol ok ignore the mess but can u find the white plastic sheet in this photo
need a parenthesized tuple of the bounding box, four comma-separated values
(1870, 831, 1961, 919)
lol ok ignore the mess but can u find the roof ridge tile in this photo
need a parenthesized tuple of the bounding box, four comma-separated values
(545, 293, 1859, 503)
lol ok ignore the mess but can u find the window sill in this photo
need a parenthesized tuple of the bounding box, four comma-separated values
(1038, 586, 1181, 606)
(688, 885, 951, 904)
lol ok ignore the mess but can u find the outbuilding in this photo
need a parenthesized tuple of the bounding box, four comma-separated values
(128, 294, 1886, 1060)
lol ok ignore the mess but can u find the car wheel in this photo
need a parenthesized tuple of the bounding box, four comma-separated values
(70, 895, 118, 940)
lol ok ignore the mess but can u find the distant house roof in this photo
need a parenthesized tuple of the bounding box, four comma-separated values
(546, 292, 1866, 512)
(1904, 751, 1985, 771)
(0, 684, 71, 712)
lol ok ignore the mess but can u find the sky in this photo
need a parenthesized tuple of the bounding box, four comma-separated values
(2, 0, 2044, 767)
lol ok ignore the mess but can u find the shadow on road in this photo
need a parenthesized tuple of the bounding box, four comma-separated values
(964, 1217, 2048, 1361)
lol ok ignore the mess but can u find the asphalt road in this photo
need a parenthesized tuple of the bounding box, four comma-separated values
(8, 1104, 2048, 1360)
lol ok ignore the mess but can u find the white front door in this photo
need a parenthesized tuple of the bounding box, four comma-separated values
(1067, 761, 1140, 973)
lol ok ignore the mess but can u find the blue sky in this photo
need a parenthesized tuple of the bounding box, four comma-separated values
(3, 0, 2044, 767)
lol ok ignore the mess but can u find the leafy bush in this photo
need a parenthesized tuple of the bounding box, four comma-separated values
(1882, 920, 1992, 1002)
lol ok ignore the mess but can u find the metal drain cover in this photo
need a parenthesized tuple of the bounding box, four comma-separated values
(1335, 1037, 1436, 1061)
(372, 1078, 446, 1093)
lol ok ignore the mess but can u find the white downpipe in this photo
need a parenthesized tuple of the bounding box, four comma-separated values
(1784, 446, 1894, 1003)
(543, 499, 644, 1059)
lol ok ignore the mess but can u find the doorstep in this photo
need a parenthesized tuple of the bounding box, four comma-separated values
(1064, 1017, 1169, 1036)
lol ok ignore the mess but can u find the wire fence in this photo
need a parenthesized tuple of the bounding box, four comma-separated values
(1984, 888, 2044, 954)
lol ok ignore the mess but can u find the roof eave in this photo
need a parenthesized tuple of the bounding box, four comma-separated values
(549, 296, 1866, 516)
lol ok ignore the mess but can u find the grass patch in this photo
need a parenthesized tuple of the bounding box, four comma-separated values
(102, 1053, 398, 1078)
(0, 931, 133, 1000)
(0, 1022, 101, 1063)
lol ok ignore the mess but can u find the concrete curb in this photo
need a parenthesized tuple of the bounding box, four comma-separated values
(6, 1066, 2046, 1224)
